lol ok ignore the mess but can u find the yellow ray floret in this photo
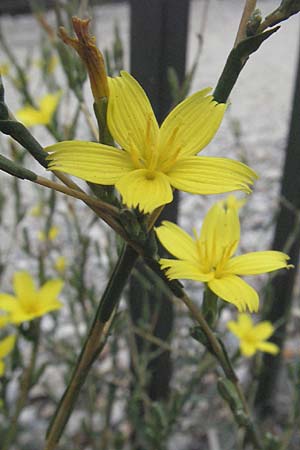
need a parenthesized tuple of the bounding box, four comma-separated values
(0, 271, 63, 324)
(46, 71, 257, 213)
(0, 335, 16, 377)
(227, 314, 279, 357)
(16, 92, 61, 127)
(156, 197, 292, 312)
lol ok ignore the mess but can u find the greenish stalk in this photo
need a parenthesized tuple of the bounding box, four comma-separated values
(0, 154, 37, 181)
(2, 323, 40, 450)
(0, 118, 48, 167)
(143, 257, 263, 449)
(44, 244, 138, 450)
(180, 293, 263, 450)
(213, 27, 280, 104)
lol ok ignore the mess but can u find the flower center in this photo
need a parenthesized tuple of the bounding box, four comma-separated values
(145, 170, 156, 180)
(196, 237, 237, 278)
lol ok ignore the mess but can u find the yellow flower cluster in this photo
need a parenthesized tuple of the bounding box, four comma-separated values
(43, 70, 292, 360)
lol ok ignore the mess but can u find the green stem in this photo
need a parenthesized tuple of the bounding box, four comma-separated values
(2, 324, 40, 450)
(44, 244, 138, 450)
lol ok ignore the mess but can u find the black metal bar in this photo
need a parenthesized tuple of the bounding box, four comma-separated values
(129, 0, 189, 411)
(254, 32, 300, 416)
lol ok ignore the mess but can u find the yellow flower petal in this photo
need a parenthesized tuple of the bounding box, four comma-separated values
(160, 259, 213, 282)
(253, 321, 275, 340)
(47, 141, 134, 184)
(37, 279, 63, 303)
(38, 92, 61, 119)
(13, 272, 36, 305)
(256, 341, 279, 355)
(0, 273, 63, 325)
(198, 203, 240, 268)
(224, 251, 291, 275)
(236, 313, 253, 332)
(16, 92, 61, 126)
(0, 335, 16, 359)
(16, 107, 45, 126)
(227, 320, 245, 338)
(10, 304, 59, 324)
(229, 313, 254, 338)
(107, 71, 159, 154)
(208, 275, 259, 312)
(159, 88, 226, 157)
(0, 294, 18, 312)
(167, 156, 257, 195)
(155, 221, 199, 262)
(240, 341, 256, 357)
(115, 169, 173, 213)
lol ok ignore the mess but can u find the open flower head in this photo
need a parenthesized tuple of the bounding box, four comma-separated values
(46, 71, 257, 214)
(227, 313, 279, 357)
(54, 256, 67, 274)
(156, 198, 292, 312)
(0, 335, 16, 376)
(30, 202, 44, 218)
(16, 92, 61, 127)
(0, 272, 63, 324)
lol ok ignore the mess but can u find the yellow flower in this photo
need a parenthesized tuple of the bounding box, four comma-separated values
(227, 314, 279, 357)
(0, 272, 63, 324)
(54, 256, 67, 274)
(46, 71, 257, 214)
(0, 63, 9, 76)
(38, 226, 60, 242)
(0, 335, 16, 376)
(156, 200, 292, 312)
(30, 202, 44, 217)
(16, 92, 61, 127)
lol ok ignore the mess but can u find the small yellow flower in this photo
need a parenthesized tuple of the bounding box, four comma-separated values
(16, 92, 61, 127)
(0, 63, 10, 76)
(227, 314, 279, 357)
(0, 335, 16, 376)
(0, 272, 63, 324)
(30, 203, 44, 217)
(38, 226, 60, 242)
(54, 256, 67, 274)
(46, 71, 257, 214)
(156, 199, 292, 312)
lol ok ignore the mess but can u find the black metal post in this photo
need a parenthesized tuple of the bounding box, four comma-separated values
(255, 32, 300, 416)
(129, 0, 189, 401)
